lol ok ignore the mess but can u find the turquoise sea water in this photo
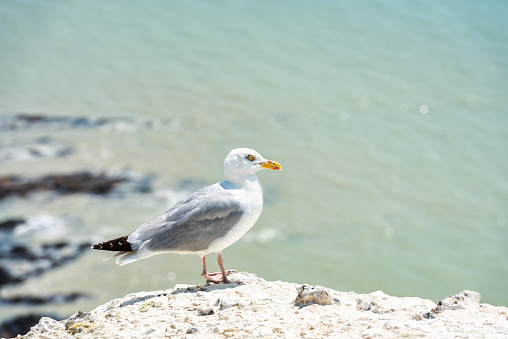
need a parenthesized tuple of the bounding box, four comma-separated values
(1, 0, 507, 327)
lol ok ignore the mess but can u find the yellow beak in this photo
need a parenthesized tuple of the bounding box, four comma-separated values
(260, 160, 282, 171)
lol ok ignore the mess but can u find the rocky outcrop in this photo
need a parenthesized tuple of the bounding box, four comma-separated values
(20, 272, 508, 338)
(0, 172, 132, 201)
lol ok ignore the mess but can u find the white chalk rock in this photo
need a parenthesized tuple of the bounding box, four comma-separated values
(19, 273, 508, 339)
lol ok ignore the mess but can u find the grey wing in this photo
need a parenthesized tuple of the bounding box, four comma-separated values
(128, 187, 244, 253)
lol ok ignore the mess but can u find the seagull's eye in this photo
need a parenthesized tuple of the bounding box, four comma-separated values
(247, 155, 256, 161)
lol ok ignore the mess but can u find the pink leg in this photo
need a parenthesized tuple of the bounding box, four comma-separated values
(200, 255, 225, 283)
(217, 252, 230, 284)
(200, 255, 208, 279)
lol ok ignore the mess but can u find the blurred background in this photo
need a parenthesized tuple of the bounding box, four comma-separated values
(1, 0, 507, 336)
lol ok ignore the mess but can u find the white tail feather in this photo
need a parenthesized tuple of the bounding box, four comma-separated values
(116, 251, 141, 266)
(100, 251, 129, 263)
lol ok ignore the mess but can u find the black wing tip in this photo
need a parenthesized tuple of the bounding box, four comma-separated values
(92, 235, 132, 252)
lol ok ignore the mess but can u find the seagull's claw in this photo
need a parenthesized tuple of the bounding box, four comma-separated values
(202, 271, 234, 284)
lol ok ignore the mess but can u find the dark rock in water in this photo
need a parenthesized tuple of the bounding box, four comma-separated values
(0, 114, 153, 132)
(0, 170, 154, 201)
(0, 216, 89, 337)
(0, 234, 90, 288)
(0, 266, 22, 286)
(0, 172, 126, 201)
(0, 215, 93, 289)
(0, 292, 87, 306)
(0, 313, 61, 338)
(0, 243, 90, 288)
(38, 242, 91, 264)
(0, 219, 24, 231)
(5, 245, 37, 260)
(17, 114, 46, 123)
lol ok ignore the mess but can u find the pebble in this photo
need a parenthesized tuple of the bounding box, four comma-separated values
(294, 284, 333, 306)
(143, 328, 155, 335)
(198, 307, 217, 316)
(357, 299, 371, 311)
(186, 326, 199, 334)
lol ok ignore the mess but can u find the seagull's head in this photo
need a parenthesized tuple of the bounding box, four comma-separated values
(224, 148, 281, 184)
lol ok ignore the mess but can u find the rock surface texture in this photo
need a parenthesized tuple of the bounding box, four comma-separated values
(21, 272, 508, 338)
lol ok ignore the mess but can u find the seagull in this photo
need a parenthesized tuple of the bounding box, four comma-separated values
(92, 148, 281, 284)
